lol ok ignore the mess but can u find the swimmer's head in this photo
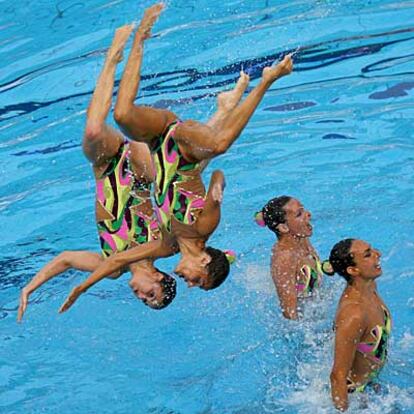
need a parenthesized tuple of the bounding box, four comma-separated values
(174, 246, 232, 290)
(256, 196, 312, 238)
(328, 239, 382, 284)
(154, 270, 177, 309)
(129, 266, 176, 309)
(205, 246, 231, 289)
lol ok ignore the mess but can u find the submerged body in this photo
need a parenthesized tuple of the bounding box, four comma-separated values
(334, 280, 391, 393)
(329, 239, 391, 411)
(258, 196, 323, 319)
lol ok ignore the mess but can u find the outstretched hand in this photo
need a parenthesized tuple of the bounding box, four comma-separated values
(17, 288, 30, 322)
(59, 285, 85, 314)
(211, 171, 225, 203)
(137, 3, 165, 39)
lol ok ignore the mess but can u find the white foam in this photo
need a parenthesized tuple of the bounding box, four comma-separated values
(399, 330, 414, 350)
(235, 262, 274, 295)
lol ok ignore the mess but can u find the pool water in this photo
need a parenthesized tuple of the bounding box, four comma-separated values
(1, 1, 413, 413)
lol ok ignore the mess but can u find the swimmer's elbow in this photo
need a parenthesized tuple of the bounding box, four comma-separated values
(280, 300, 298, 320)
(110, 255, 127, 272)
(282, 308, 298, 320)
(113, 248, 140, 269)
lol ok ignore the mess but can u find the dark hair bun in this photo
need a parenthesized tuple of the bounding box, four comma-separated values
(321, 260, 334, 276)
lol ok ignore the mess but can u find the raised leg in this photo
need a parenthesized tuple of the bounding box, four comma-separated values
(217, 55, 293, 144)
(83, 24, 134, 167)
(114, 4, 177, 144)
(175, 55, 293, 161)
(207, 71, 250, 127)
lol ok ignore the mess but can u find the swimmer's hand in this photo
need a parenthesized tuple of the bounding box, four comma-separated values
(17, 288, 30, 322)
(137, 3, 165, 40)
(59, 285, 85, 314)
(211, 170, 225, 204)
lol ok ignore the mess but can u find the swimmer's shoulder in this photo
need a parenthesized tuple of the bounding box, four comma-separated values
(335, 296, 366, 329)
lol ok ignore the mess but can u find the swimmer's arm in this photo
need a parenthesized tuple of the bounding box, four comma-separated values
(59, 240, 173, 313)
(330, 306, 364, 412)
(18, 251, 103, 322)
(271, 250, 298, 320)
(196, 170, 225, 236)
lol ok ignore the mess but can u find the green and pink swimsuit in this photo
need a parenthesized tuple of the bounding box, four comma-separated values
(96, 141, 159, 258)
(151, 121, 206, 232)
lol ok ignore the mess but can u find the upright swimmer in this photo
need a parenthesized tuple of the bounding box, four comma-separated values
(17, 25, 176, 321)
(58, 3, 293, 313)
(256, 196, 322, 319)
(328, 239, 391, 411)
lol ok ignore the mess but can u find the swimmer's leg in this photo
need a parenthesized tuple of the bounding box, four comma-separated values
(207, 71, 250, 127)
(197, 72, 250, 170)
(211, 55, 293, 148)
(83, 24, 134, 166)
(114, 4, 178, 144)
(175, 55, 293, 161)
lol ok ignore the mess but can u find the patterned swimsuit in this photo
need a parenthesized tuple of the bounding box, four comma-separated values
(151, 121, 206, 233)
(296, 255, 323, 298)
(347, 306, 392, 392)
(96, 141, 159, 258)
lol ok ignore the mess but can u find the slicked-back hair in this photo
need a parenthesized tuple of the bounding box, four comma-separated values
(329, 239, 356, 284)
(205, 247, 230, 289)
(262, 196, 292, 237)
(146, 269, 177, 310)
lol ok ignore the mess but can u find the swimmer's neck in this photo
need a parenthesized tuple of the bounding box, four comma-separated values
(177, 237, 206, 256)
(349, 277, 378, 295)
(278, 233, 308, 249)
(131, 259, 156, 273)
(130, 259, 163, 284)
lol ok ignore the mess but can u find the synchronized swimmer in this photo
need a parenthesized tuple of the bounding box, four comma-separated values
(17, 3, 391, 412)
(58, 3, 292, 313)
(256, 196, 323, 319)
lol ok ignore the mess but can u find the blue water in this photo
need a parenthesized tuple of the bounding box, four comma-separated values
(1, 0, 414, 413)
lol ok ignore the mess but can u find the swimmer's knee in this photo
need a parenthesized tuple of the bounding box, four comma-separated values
(84, 123, 103, 143)
(114, 105, 132, 127)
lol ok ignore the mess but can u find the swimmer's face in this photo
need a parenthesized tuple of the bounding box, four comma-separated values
(283, 198, 312, 237)
(129, 269, 165, 308)
(348, 239, 382, 279)
(174, 253, 212, 290)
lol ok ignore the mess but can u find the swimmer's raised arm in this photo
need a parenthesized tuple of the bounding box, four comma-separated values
(114, 3, 176, 143)
(196, 170, 225, 236)
(58, 239, 174, 313)
(17, 251, 104, 322)
(271, 250, 298, 320)
(83, 25, 134, 166)
(331, 305, 364, 412)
